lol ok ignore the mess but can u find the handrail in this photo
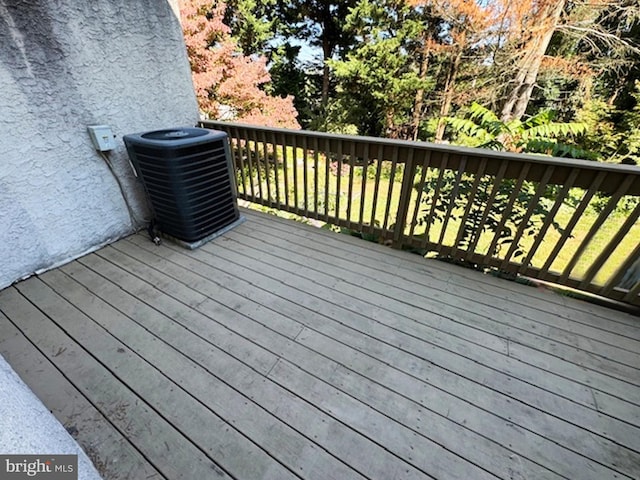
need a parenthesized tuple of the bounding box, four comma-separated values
(200, 120, 640, 307)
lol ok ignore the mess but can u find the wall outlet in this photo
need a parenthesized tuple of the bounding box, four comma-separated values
(88, 125, 116, 151)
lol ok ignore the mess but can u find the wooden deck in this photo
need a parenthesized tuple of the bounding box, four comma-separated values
(1, 208, 639, 480)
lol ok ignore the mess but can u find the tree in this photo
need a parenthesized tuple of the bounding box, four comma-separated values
(407, 0, 496, 141)
(420, 102, 585, 265)
(497, 0, 640, 122)
(179, 0, 299, 128)
(179, 0, 640, 157)
(330, 0, 499, 140)
(329, 0, 430, 138)
(576, 81, 640, 164)
(222, 0, 277, 56)
(419, 170, 561, 263)
(409, 22, 437, 140)
(273, 1, 358, 105)
(265, 44, 309, 122)
(498, 0, 567, 122)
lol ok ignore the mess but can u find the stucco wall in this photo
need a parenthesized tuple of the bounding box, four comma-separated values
(0, 355, 102, 480)
(0, 0, 198, 289)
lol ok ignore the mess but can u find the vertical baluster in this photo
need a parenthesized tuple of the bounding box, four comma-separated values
(559, 175, 635, 283)
(580, 202, 640, 289)
(281, 132, 290, 208)
(242, 129, 257, 200)
(313, 136, 319, 217)
(437, 156, 467, 250)
(540, 171, 606, 277)
(393, 148, 415, 247)
(271, 130, 281, 210)
(420, 154, 449, 249)
(452, 158, 487, 254)
(464, 161, 508, 261)
(260, 130, 273, 207)
(226, 127, 238, 171)
(408, 152, 431, 240)
(382, 146, 400, 233)
(291, 134, 299, 210)
(346, 141, 357, 229)
(519, 170, 579, 273)
(482, 163, 531, 265)
(358, 143, 370, 228)
(233, 127, 248, 198)
(335, 139, 343, 220)
(369, 144, 385, 235)
(302, 135, 309, 215)
(324, 137, 331, 220)
(249, 130, 263, 201)
(500, 166, 555, 269)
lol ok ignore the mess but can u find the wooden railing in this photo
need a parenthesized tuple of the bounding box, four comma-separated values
(200, 120, 640, 307)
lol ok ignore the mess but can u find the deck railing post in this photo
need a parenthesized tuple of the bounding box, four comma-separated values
(392, 149, 416, 249)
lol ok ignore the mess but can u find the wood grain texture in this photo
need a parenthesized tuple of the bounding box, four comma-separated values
(1, 208, 638, 480)
(0, 311, 163, 480)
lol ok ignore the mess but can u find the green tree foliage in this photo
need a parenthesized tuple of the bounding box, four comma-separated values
(446, 102, 590, 158)
(418, 101, 586, 263)
(182, 0, 640, 162)
(599, 3, 640, 111)
(419, 172, 561, 262)
(272, 0, 359, 104)
(496, 0, 640, 122)
(328, 0, 433, 137)
(222, 0, 277, 55)
(576, 81, 640, 165)
(265, 43, 322, 129)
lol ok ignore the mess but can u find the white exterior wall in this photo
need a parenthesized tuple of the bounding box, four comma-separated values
(0, 0, 198, 289)
(0, 355, 103, 480)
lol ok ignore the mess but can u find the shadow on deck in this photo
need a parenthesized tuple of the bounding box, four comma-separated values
(1, 208, 639, 480)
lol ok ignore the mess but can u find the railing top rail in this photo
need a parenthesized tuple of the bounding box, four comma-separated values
(200, 120, 640, 177)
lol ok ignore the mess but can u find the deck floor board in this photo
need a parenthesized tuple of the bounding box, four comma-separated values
(241, 209, 640, 338)
(220, 226, 640, 380)
(240, 209, 640, 332)
(1, 208, 639, 480)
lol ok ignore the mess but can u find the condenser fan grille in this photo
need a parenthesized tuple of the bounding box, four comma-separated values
(123, 127, 240, 244)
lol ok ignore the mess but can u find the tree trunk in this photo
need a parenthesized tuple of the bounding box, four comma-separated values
(319, 1, 335, 107)
(411, 39, 431, 141)
(435, 47, 463, 142)
(321, 35, 332, 106)
(385, 108, 397, 138)
(500, 0, 566, 122)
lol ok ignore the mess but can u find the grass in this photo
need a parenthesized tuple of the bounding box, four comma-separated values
(236, 145, 638, 288)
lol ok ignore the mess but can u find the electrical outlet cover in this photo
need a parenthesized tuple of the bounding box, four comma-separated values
(88, 125, 116, 151)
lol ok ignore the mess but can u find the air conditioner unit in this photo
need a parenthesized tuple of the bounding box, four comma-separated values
(123, 127, 243, 248)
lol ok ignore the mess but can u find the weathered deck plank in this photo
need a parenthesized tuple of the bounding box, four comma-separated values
(123, 233, 639, 477)
(231, 216, 640, 369)
(89, 244, 494, 480)
(39, 268, 372, 480)
(240, 209, 640, 333)
(0, 310, 163, 480)
(0, 286, 225, 480)
(0, 208, 638, 480)
(241, 209, 640, 339)
(104, 239, 557, 480)
(222, 225, 640, 382)
(190, 230, 639, 477)
(52, 260, 429, 480)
